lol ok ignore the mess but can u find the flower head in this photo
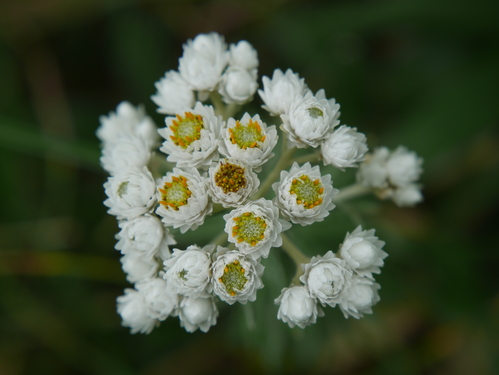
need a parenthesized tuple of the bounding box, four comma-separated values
(273, 162, 338, 226)
(152, 70, 195, 115)
(321, 125, 368, 170)
(218, 113, 278, 172)
(229, 40, 258, 70)
(338, 276, 380, 319)
(275, 286, 324, 328)
(224, 198, 291, 259)
(100, 135, 152, 176)
(163, 245, 214, 298)
(158, 102, 223, 169)
(136, 277, 179, 321)
(120, 252, 159, 283)
(211, 247, 264, 304)
(218, 66, 258, 105)
(117, 288, 158, 334)
(178, 296, 218, 333)
(155, 167, 212, 233)
(208, 158, 259, 208)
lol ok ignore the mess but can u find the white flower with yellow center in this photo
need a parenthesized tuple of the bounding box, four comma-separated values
(97, 101, 158, 147)
(151, 70, 195, 115)
(300, 251, 353, 308)
(117, 288, 158, 334)
(100, 134, 152, 176)
(158, 102, 223, 170)
(115, 214, 176, 260)
(258, 69, 308, 116)
(338, 276, 380, 319)
(218, 66, 258, 104)
(207, 158, 259, 208)
(275, 286, 324, 329)
(223, 198, 291, 259)
(136, 277, 179, 321)
(178, 295, 218, 333)
(281, 89, 341, 148)
(218, 113, 278, 172)
(104, 166, 157, 220)
(178, 32, 229, 92)
(120, 252, 159, 284)
(163, 245, 214, 298)
(273, 162, 338, 226)
(155, 167, 212, 233)
(211, 247, 264, 304)
(339, 226, 387, 279)
(321, 125, 368, 170)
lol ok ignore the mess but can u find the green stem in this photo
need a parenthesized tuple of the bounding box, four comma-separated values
(280, 233, 310, 285)
(252, 136, 295, 199)
(334, 183, 370, 203)
(210, 91, 225, 118)
(290, 150, 322, 166)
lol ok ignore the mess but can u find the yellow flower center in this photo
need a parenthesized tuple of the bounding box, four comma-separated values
(169, 112, 204, 148)
(228, 119, 266, 149)
(158, 175, 192, 210)
(289, 174, 324, 209)
(219, 260, 248, 296)
(214, 161, 247, 194)
(232, 212, 267, 246)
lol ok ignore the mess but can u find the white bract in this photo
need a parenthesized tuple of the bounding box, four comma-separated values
(259, 68, 308, 116)
(339, 226, 387, 279)
(211, 247, 264, 304)
(178, 32, 229, 92)
(103, 166, 157, 220)
(120, 252, 159, 283)
(158, 102, 223, 170)
(281, 89, 340, 148)
(273, 162, 338, 226)
(301, 251, 353, 308)
(339, 276, 380, 319)
(223, 198, 291, 259)
(219, 66, 258, 105)
(392, 183, 424, 207)
(275, 286, 324, 329)
(208, 158, 259, 208)
(321, 125, 368, 170)
(155, 167, 212, 233)
(163, 245, 214, 298)
(178, 296, 218, 333)
(229, 40, 258, 70)
(136, 278, 179, 321)
(218, 113, 278, 172)
(386, 146, 423, 188)
(100, 135, 152, 176)
(115, 215, 175, 260)
(152, 70, 195, 115)
(117, 288, 157, 334)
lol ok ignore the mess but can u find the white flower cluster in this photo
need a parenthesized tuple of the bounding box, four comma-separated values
(97, 32, 423, 334)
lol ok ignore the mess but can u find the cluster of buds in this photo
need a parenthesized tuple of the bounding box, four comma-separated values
(97, 32, 423, 333)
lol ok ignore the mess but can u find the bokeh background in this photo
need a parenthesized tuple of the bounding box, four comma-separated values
(1, 0, 499, 374)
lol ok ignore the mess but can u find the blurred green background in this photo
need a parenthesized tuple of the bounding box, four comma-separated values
(1, 0, 499, 374)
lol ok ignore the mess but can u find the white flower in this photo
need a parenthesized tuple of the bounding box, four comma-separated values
(339, 226, 387, 278)
(120, 252, 159, 283)
(275, 286, 324, 329)
(163, 245, 214, 298)
(115, 215, 176, 260)
(178, 296, 218, 333)
(207, 158, 259, 208)
(258, 69, 308, 116)
(151, 70, 195, 115)
(356, 147, 390, 189)
(178, 32, 229, 92)
(136, 277, 179, 321)
(100, 135, 151, 176)
(103, 166, 157, 220)
(224, 198, 291, 260)
(338, 276, 380, 319)
(158, 102, 223, 170)
(300, 251, 353, 307)
(218, 66, 258, 104)
(155, 167, 212, 233)
(218, 113, 278, 172)
(117, 288, 158, 334)
(229, 40, 258, 70)
(386, 146, 423, 188)
(97, 101, 158, 147)
(392, 184, 424, 207)
(321, 125, 368, 170)
(281, 89, 341, 148)
(273, 162, 338, 226)
(211, 247, 264, 304)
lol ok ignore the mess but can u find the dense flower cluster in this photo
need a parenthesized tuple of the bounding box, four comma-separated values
(97, 32, 424, 334)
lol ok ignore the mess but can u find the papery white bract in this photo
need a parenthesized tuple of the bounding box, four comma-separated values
(338, 276, 380, 319)
(120, 252, 159, 283)
(100, 135, 152, 176)
(117, 288, 158, 334)
(229, 40, 258, 70)
(152, 70, 195, 115)
(136, 278, 179, 321)
(386, 146, 423, 188)
(321, 125, 368, 170)
(275, 286, 324, 328)
(219, 66, 258, 105)
(178, 296, 218, 333)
